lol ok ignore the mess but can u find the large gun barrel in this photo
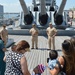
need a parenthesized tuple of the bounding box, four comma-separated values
(19, 0, 33, 25)
(49, 0, 55, 11)
(54, 0, 67, 25)
(32, 0, 38, 11)
(39, 0, 48, 26)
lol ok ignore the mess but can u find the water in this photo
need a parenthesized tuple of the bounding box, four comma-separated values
(0, 13, 20, 26)
(3, 13, 20, 19)
(0, 13, 20, 20)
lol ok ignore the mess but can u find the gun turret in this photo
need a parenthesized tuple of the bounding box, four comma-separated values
(39, 0, 48, 26)
(19, 0, 33, 25)
(54, 0, 67, 25)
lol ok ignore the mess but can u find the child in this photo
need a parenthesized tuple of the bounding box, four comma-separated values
(47, 50, 66, 75)
(11, 45, 16, 51)
(47, 50, 59, 70)
(32, 64, 46, 75)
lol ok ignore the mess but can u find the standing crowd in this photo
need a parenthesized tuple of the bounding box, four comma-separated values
(0, 24, 75, 75)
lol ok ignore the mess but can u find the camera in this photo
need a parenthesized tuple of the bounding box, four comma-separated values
(47, 58, 49, 63)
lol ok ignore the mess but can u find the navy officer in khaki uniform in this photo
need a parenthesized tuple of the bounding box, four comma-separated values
(1, 25, 8, 46)
(29, 24, 39, 49)
(46, 22, 57, 50)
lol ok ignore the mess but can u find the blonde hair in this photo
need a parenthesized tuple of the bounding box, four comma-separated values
(62, 39, 75, 75)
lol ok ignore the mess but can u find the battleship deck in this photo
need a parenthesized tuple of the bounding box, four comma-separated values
(6, 35, 71, 75)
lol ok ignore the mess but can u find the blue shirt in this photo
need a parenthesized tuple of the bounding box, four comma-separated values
(48, 59, 59, 70)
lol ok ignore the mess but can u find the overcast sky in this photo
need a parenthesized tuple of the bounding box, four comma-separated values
(0, 0, 75, 13)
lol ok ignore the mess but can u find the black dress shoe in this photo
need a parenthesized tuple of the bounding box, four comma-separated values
(31, 48, 34, 49)
(36, 47, 38, 49)
(47, 49, 51, 50)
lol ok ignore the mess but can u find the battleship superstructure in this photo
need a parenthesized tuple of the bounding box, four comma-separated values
(19, 0, 69, 29)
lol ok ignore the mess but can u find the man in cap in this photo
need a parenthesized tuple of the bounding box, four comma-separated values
(0, 25, 8, 46)
(29, 24, 39, 49)
(46, 22, 57, 50)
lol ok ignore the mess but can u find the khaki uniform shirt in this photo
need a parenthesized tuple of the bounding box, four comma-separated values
(46, 27, 57, 37)
(30, 28, 39, 36)
(1, 29, 8, 42)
